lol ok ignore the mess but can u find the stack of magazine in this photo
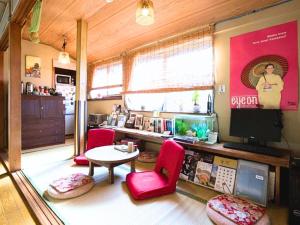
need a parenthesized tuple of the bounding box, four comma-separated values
(114, 145, 128, 152)
(180, 150, 237, 194)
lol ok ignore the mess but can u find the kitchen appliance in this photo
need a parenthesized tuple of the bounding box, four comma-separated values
(55, 74, 72, 85)
(56, 82, 76, 135)
(26, 82, 33, 94)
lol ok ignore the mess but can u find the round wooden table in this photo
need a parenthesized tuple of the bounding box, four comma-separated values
(85, 145, 139, 184)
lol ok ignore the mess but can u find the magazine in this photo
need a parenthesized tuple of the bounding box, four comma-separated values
(194, 161, 213, 186)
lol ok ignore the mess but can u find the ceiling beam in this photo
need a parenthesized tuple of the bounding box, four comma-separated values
(11, 0, 35, 26)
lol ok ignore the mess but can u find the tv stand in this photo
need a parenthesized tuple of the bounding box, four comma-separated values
(223, 142, 284, 157)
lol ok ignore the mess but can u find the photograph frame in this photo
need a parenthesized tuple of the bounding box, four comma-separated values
(25, 55, 41, 78)
(134, 114, 144, 129)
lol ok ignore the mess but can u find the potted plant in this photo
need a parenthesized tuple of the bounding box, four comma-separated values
(192, 90, 200, 113)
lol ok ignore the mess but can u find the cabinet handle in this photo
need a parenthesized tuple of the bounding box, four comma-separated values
(41, 106, 44, 110)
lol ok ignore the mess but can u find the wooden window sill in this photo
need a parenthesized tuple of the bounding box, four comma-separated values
(87, 95, 122, 101)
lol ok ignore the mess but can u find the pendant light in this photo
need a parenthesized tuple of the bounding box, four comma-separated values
(58, 36, 70, 65)
(136, 0, 154, 26)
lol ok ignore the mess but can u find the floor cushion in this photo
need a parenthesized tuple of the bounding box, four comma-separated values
(47, 173, 95, 200)
(206, 194, 270, 225)
(137, 151, 158, 163)
(126, 171, 169, 200)
(74, 154, 89, 165)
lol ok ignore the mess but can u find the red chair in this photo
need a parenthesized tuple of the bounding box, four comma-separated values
(74, 128, 115, 165)
(126, 140, 184, 200)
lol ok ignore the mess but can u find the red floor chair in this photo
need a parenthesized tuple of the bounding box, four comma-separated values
(126, 140, 184, 200)
(74, 128, 115, 165)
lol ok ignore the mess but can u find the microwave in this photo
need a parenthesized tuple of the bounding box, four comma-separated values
(56, 74, 72, 85)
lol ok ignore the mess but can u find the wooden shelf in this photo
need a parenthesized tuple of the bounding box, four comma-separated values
(114, 127, 290, 168)
(112, 127, 291, 205)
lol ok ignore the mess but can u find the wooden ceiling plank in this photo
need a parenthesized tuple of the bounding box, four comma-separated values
(87, 0, 282, 61)
(21, 0, 283, 63)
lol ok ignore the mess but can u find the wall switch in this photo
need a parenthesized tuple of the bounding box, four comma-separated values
(218, 84, 226, 93)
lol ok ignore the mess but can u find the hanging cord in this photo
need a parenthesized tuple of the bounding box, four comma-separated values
(281, 133, 290, 150)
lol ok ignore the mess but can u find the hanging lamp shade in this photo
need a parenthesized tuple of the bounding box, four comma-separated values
(58, 37, 70, 65)
(136, 0, 154, 26)
(58, 51, 70, 64)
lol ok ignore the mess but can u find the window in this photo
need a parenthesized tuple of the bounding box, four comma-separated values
(89, 59, 123, 99)
(124, 27, 214, 113)
(125, 90, 213, 113)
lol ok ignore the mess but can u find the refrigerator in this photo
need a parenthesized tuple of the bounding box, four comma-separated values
(56, 84, 76, 135)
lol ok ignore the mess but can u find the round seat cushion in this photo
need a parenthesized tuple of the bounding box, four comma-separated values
(206, 194, 270, 225)
(137, 151, 158, 163)
(47, 173, 95, 200)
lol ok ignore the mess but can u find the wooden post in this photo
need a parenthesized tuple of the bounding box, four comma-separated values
(75, 19, 88, 156)
(0, 51, 4, 150)
(8, 22, 22, 171)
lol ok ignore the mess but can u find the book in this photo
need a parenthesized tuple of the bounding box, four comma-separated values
(194, 161, 213, 186)
(180, 150, 197, 181)
(213, 156, 238, 169)
(114, 145, 128, 152)
(214, 166, 236, 194)
(208, 164, 218, 188)
(268, 171, 275, 201)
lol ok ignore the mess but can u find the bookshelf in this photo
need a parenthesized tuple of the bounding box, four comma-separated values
(113, 127, 291, 205)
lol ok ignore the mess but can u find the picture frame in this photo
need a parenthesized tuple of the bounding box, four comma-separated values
(25, 56, 41, 78)
(117, 115, 127, 128)
(125, 113, 136, 128)
(110, 113, 118, 126)
(143, 117, 151, 131)
(134, 114, 144, 129)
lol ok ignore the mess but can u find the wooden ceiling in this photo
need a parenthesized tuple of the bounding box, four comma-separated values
(22, 0, 284, 63)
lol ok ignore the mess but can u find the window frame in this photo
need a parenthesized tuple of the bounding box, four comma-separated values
(88, 58, 123, 100)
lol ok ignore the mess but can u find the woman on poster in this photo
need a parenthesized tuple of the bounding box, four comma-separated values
(256, 63, 284, 109)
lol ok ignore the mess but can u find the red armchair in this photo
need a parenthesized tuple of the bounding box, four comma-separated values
(74, 128, 115, 165)
(126, 140, 184, 200)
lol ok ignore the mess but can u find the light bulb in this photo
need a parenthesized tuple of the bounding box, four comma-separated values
(141, 7, 149, 16)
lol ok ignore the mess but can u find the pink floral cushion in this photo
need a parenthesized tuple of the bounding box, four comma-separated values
(50, 173, 93, 193)
(208, 194, 266, 225)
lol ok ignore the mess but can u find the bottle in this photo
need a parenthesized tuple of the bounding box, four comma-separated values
(21, 81, 24, 94)
(207, 94, 212, 114)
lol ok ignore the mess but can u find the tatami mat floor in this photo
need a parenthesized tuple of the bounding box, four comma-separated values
(0, 140, 289, 225)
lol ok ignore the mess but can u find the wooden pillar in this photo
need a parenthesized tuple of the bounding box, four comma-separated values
(75, 19, 88, 156)
(8, 22, 21, 171)
(0, 51, 4, 150)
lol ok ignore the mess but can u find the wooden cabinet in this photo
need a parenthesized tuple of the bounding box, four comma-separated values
(22, 95, 65, 150)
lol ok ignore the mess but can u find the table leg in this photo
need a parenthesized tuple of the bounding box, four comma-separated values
(108, 166, 114, 184)
(275, 166, 281, 205)
(88, 161, 94, 176)
(131, 160, 136, 172)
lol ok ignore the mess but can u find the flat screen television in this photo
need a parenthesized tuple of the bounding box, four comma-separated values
(230, 109, 282, 142)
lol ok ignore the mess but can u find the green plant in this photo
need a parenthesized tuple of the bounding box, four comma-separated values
(175, 120, 188, 135)
(192, 91, 200, 105)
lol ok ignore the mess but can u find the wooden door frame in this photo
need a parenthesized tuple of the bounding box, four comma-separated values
(4, 0, 36, 172)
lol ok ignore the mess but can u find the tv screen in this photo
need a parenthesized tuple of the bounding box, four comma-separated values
(230, 109, 282, 142)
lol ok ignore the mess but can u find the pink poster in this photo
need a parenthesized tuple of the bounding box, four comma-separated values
(230, 21, 298, 110)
